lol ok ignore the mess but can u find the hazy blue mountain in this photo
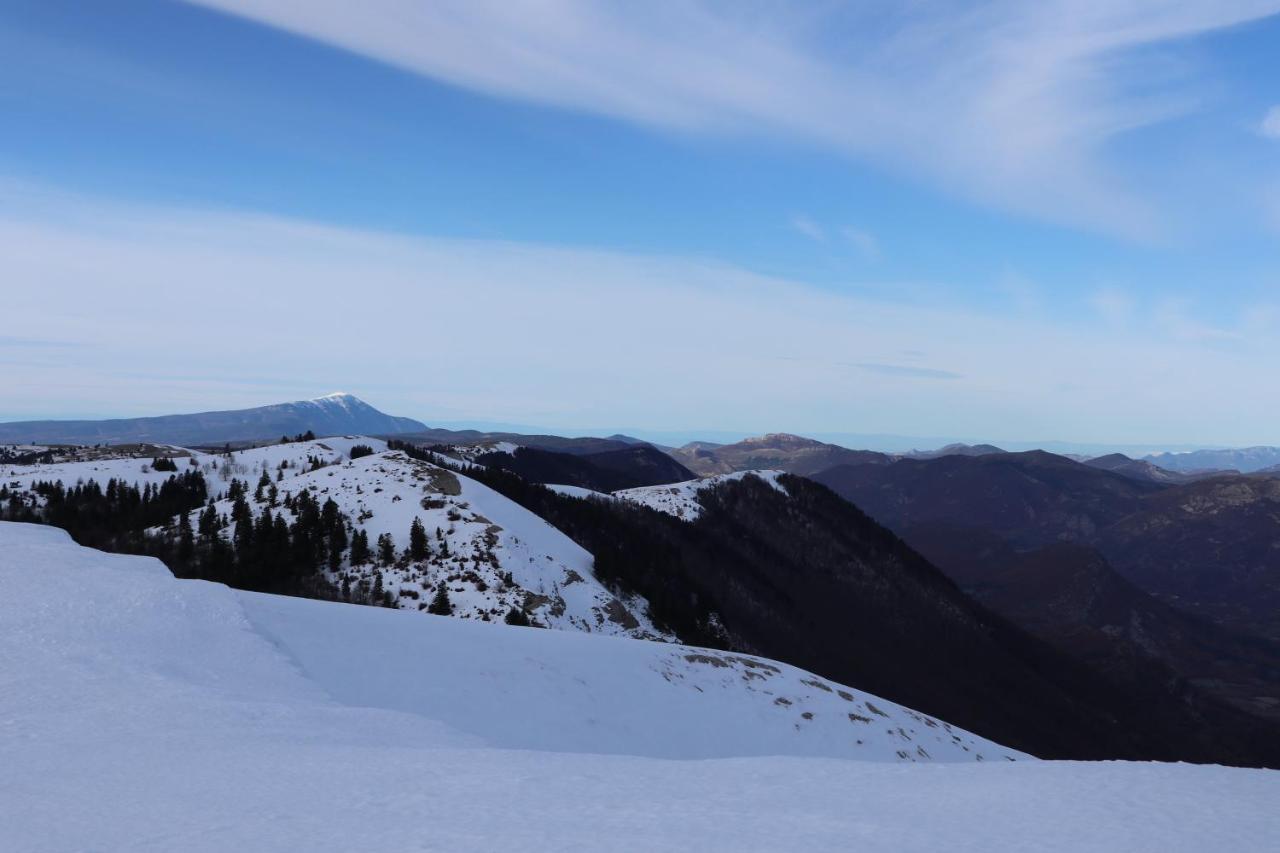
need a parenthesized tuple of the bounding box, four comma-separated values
(0, 393, 425, 446)
(1141, 447, 1280, 474)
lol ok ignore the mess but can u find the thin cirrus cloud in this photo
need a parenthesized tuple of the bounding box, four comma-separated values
(185, 0, 1280, 238)
(840, 227, 879, 260)
(0, 336, 84, 349)
(789, 215, 826, 242)
(791, 216, 879, 259)
(1262, 106, 1280, 139)
(852, 363, 962, 381)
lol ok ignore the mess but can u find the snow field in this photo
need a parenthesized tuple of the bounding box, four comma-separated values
(2, 522, 1276, 852)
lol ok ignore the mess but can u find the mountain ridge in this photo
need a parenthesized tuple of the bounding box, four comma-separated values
(0, 393, 426, 446)
(667, 432, 890, 476)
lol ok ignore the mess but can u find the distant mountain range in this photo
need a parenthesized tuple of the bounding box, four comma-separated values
(0, 393, 425, 446)
(1083, 453, 1196, 484)
(668, 433, 890, 476)
(903, 442, 1007, 459)
(1141, 446, 1280, 474)
(6, 393, 1278, 474)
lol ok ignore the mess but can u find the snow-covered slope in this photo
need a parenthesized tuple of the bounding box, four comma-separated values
(3, 435, 373, 498)
(613, 470, 788, 520)
(205, 447, 663, 637)
(4, 437, 664, 639)
(1, 522, 1021, 764)
(545, 482, 612, 499)
(3, 521, 1277, 852)
(245, 591, 1014, 762)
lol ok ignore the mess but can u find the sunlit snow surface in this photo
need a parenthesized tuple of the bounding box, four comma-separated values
(3, 523, 1277, 851)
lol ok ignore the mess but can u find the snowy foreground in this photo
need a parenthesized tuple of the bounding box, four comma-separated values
(2, 523, 1278, 851)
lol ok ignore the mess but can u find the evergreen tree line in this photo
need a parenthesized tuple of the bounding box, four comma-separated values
(2, 471, 209, 555)
(0, 469, 403, 609)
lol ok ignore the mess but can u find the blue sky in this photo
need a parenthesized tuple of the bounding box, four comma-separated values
(3, 1, 1280, 448)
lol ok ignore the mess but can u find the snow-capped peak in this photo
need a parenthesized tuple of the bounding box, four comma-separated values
(308, 391, 358, 407)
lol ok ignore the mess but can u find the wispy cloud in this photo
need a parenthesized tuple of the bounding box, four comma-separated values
(0, 336, 84, 349)
(853, 363, 962, 380)
(1088, 287, 1136, 326)
(1154, 299, 1243, 343)
(187, 0, 1280, 237)
(4, 180, 1280, 443)
(996, 270, 1042, 315)
(789, 214, 825, 242)
(1262, 105, 1280, 139)
(839, 226, 879, 260)
(791, 216, 879, 259)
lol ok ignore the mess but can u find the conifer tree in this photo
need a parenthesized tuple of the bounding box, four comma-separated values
(177, 510, 194, 561)
(409, 517, 428, 561)
(198, 501, 219, 540)
(254, 471, 271, 502)
(377, 532, 396, 566)
(350, 529, 370, 565)
(234, 513, 253, 557)
(427, 584, 452, 616)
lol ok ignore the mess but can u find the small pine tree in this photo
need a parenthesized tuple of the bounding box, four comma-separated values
(409, 517, 428, 561)
(427, 585, 452, 616)
(377, 532, 396, 566)
(197, 501, 219, 539)
(349, 529, 370, 565)
(504, 607, 529, 626)
(254, 471, 271, 502)
(177, 510, 194, 561)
